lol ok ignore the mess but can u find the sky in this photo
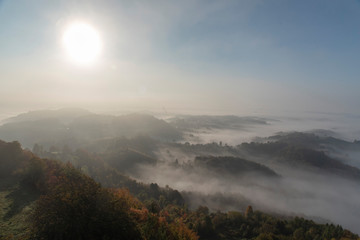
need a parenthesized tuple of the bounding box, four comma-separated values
(0, 0, 360, 116)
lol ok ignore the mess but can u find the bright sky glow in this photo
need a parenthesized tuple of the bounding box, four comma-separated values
(0, 0, 359, 115)
(62, 22, 101, 65)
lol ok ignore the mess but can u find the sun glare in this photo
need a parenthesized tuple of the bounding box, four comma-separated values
(62, 22, 102, 65)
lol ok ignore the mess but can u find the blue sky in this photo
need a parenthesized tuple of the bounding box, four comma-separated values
(0, 0, 359, 115)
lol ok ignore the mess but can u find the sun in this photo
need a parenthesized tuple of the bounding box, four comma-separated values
(62, 22, 102, 65)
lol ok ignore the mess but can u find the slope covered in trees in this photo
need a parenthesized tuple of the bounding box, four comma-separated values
(0, 140, 359, 240)
(0, 141, 197, 240)
(193, 156, 278, 178)
(240, 140, 360, 180)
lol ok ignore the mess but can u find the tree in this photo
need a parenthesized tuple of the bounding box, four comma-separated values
(30, 165, 142, 240)
(245, 205, 253, 218)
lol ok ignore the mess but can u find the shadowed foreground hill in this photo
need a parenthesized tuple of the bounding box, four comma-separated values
(0, 140, 197, 240)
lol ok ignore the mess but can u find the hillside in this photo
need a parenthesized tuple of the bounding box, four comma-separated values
(0, 140, 196, 240)
(1, 108, 91, 124)
(1, 140, 359, 239)
(193, 156, 279, 178)
(167, 115, 268, 131)
(0, 110, 182, 149)
(240, 135, 360, 181)
(267, 132, 360, 151)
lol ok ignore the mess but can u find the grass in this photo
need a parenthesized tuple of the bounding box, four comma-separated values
(0, 178, 38, 239)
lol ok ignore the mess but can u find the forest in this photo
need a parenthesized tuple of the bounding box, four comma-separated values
(0, 137, 359, 239)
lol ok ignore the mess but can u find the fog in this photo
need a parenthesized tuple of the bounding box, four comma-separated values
(126, 112, 360, 233)
(0, 108, 359, 233)
(134, 150, 360, 233)
(175, 112, 360, 146)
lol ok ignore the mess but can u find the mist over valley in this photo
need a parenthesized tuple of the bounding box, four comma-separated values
(1, 108, 359, 235)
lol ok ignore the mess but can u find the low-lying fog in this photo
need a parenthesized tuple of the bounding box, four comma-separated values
(1, 108, 359, 233)
(135, 149, 360, 234)
(173, 112, 360, 145)
(139, 112, 360, 233)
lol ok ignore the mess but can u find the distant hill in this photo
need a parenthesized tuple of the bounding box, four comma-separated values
(267, 131, 360, 151)
(241, 133, 360, 181)
(194, 156, 279, 178)
(1, 108, 91, 124)
(167, 115, 269, 131)
(70, 113, 181, 141)
(0, 109, 182, 148)
(279, 146, 360, 179)
(102, 147, 157, 175)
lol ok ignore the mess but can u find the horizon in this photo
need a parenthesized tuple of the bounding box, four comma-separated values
(1, 107, 360, 144)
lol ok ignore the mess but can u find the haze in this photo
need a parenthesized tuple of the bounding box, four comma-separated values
(1, 0, 360, 116)
(1, 1, 360, 239)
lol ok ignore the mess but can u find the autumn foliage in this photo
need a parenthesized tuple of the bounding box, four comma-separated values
(1, 140, 359, 240)
(20, 157, 198, 240)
